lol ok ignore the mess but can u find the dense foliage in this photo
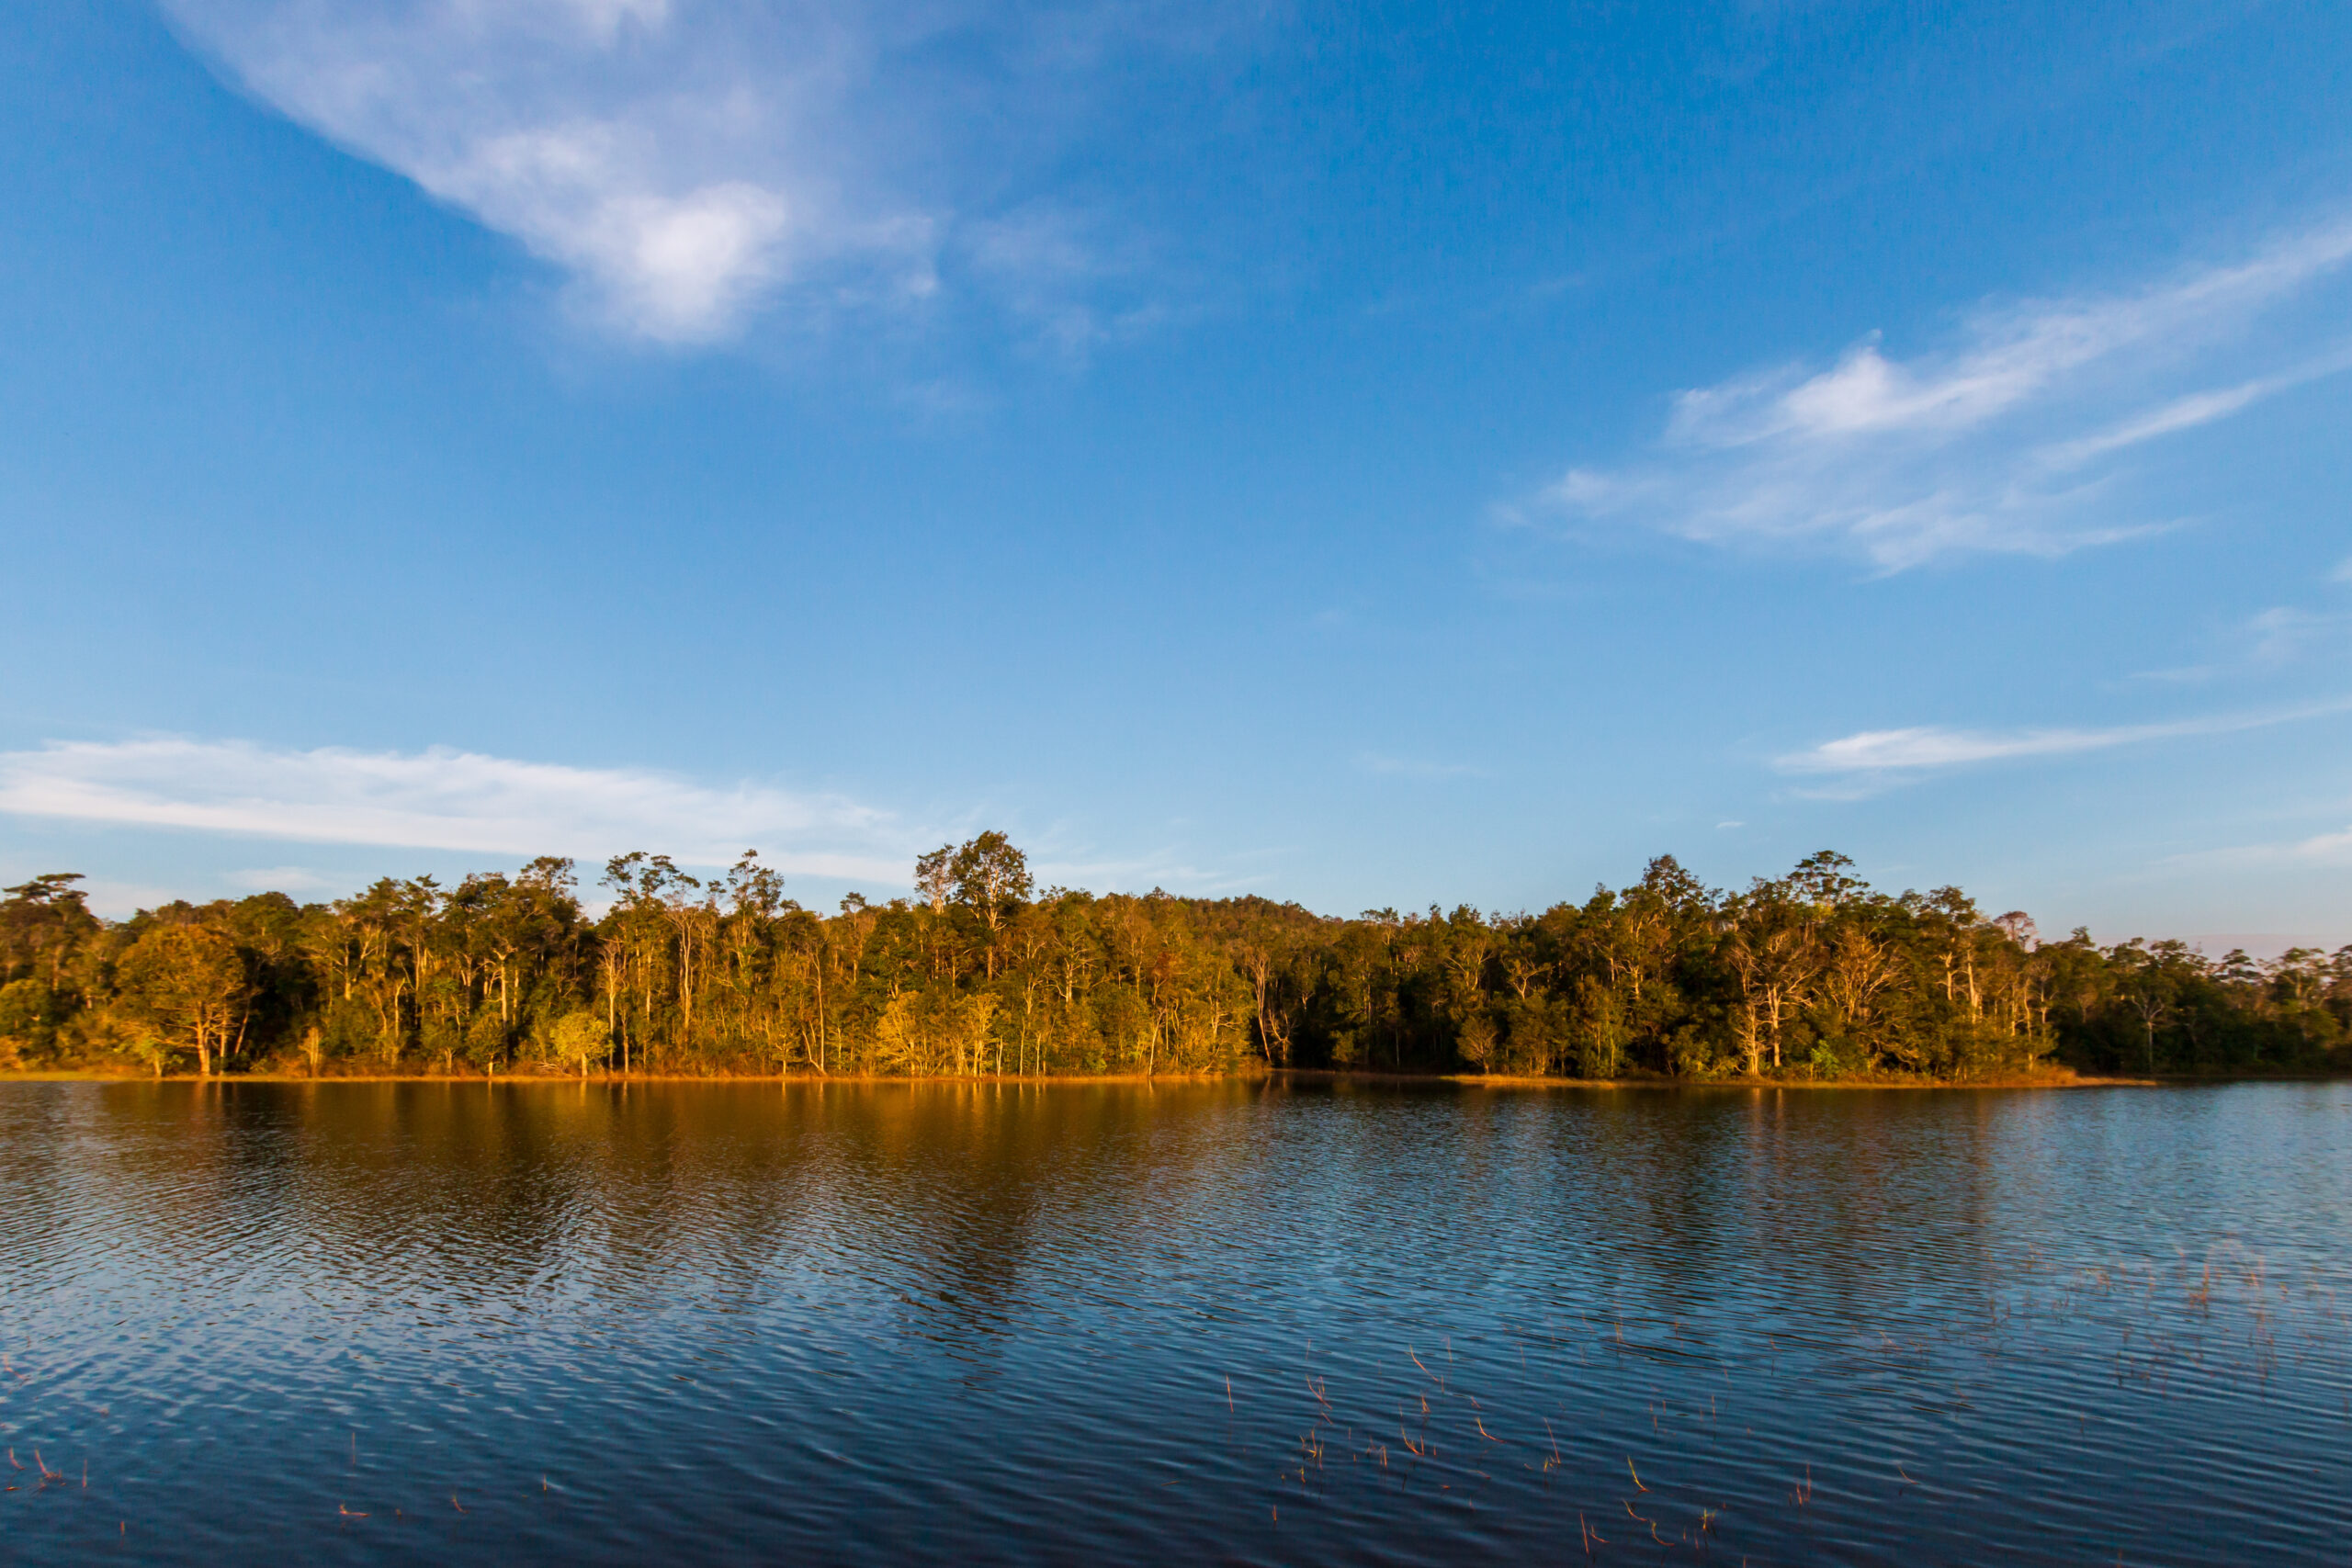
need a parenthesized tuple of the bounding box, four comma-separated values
(2, 844, 2346, 1080)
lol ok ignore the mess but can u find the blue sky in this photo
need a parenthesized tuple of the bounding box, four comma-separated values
(4, 0, 2350, 944)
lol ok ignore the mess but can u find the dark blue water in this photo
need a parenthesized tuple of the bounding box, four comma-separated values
(2, 1080, 2346, 1564)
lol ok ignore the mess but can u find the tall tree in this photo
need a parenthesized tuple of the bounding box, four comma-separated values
(119, 922, 247, 1077)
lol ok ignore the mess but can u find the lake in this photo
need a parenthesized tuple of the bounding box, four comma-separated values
(2, 1079, 2346, 1564)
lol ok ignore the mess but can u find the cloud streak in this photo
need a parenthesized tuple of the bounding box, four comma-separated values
(2284, 825, 2352, 863)
(1542, 223, 2352, 568)
(0, 738, 909, 879)
(1354, 751, 1484, 780)
(163, 0, 1227, 342)
(1779, 698, 2352, 778)
(2164, 821, 2352, 874)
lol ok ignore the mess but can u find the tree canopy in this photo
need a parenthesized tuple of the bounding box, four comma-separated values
(1, 844, 2343, 1080)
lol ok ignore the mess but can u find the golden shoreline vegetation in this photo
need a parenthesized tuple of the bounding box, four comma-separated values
(3, 839, 2344, 1084)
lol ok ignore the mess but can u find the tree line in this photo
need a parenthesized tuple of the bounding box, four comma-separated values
(2, 841, 2346, 1080)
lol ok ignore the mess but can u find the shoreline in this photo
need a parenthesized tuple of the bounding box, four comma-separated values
(2, 1066, 2341, 1089)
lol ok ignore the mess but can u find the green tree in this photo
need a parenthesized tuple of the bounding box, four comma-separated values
(548, 1010, 611, 1077)
(119, 922, 248, 1077)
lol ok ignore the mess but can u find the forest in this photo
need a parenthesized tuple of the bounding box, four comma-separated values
(1, 839, 2346, 1081)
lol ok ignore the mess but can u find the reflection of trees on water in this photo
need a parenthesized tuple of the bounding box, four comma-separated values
(7, 1079, 2349, 1568)
(5, 1083, 1305, 1362)
(0, 1081, 2304, 1377)
(1149, 1083, 2020, 1362)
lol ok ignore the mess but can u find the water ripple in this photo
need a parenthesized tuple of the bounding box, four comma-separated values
(0, 1080, 2346, 1563)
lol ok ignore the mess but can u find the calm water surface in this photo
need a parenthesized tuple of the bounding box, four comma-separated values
(3, 1080, 2347, 1564)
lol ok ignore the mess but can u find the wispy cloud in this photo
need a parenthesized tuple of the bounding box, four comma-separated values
(0, 738, 908, 878)
(225, 864, 341, 893)
(1539, 223, 2352, 568)
(2245, 604, 2352, 665)
(1355, 751, 1484, 780)
(1028, 849, 1265, 897)
(163, 0, 1232, 343)
(2283, 825, 2352, 863)
(2165, 823, 2352, 874)
(1778, 698, 2352, 779)
(960, 204, 1171, 365)
(1000, 817, 1272, 897)
(2132, 566, 2352, 682)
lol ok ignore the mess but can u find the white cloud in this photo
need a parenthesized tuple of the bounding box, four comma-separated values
(1782, 722, 2181, 773)
(0, 738, 908, 879)
(1778, 697, 2352, 777)
(1543, 223, 2352, 568)
(162, 0, 1219, 343)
